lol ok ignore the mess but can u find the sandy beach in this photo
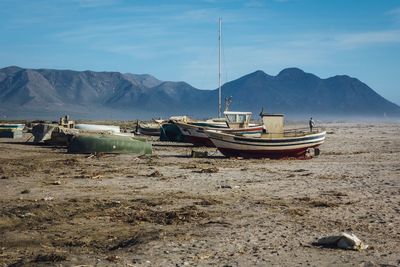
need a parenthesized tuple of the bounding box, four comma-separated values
(0, 122, 399, 266)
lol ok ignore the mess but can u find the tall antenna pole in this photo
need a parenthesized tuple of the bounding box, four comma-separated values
(218, 18, 222, 118)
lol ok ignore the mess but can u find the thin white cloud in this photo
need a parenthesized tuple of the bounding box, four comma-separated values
(336, 30, 400, 48)
(244, 0, 265, 8)
(267, 29, 400, 50)
(56, 21, 170, 42)
(386, 7, 400, 23)
(172, 8, 221, 22)
(74, 0, 120, 8)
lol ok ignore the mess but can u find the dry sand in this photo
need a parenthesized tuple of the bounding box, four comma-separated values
(0, 122, 399, 266)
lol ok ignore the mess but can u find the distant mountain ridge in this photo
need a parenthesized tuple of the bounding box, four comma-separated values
(0, 66, 399, 119)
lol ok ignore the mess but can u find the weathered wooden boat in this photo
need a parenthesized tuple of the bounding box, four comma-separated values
(174, 111, 263, 147)
(75, 124, 120, 133)
(205, 114, 326, 158)
(137, 121, 161, 136)
(68, 134, 152, 155)
(160, 122, 185, 142)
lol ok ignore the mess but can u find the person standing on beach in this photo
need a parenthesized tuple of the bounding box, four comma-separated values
(309, 117, 315, 132)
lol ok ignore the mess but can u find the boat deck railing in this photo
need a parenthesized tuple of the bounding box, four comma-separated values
(262, 127, 325, 138)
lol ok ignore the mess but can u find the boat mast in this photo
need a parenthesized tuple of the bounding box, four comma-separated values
(218, 18, 222, 118)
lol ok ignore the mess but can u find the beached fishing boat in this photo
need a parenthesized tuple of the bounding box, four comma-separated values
(174, 111, 263, 147)
(68, 134, 151, 155)
(206, 130, 325, 158)
(205, 114, 326, 158)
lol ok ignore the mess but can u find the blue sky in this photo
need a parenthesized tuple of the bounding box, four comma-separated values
(1, 0, 400, 104)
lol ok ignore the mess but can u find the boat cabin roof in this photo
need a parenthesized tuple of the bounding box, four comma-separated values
(259, 113, 284, 117)
(223, 111, 252, 124)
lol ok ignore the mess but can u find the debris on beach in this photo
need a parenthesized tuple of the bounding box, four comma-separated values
(314, 232, 369, 251)
(0, 166, 7, 179)
(191, 150, 208, 158)
(87, 152, 105, 159)
(43, 196, 54, 201)
(34, 252, 67, 263)
(193, 166, 219, 173)
(147, 170, 162, 177)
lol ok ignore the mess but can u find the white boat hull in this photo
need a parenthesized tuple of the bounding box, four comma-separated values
(75, 124, 120, 133)
(174, 122, 220, 147)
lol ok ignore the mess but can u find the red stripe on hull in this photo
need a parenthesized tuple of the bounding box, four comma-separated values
(184, 135, 215, 147)
(218, 145, 320, 159)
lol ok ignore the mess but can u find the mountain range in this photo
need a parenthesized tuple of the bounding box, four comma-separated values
(1, 66, 399, 120)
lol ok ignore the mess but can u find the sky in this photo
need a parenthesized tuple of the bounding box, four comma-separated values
(0, 0, 400, 105)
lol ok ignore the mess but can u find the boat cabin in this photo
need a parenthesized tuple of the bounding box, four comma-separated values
(59, 115, 75, 129)
(260, 113, 284, 135)
(224, 111, 252, 129)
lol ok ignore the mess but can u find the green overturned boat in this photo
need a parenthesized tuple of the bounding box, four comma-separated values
(68, 134, 152, 155)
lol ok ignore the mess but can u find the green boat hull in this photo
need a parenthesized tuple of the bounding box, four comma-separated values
(68, 135, 152, 155)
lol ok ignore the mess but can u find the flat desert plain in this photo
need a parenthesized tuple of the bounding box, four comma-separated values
(0, 122, 399, 266)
